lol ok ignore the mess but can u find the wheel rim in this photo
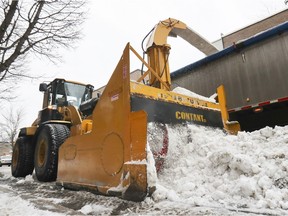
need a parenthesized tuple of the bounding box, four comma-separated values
(37, 139, 47, 167)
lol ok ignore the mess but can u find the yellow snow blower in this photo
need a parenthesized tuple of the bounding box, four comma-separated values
(12, 18, 240, 201)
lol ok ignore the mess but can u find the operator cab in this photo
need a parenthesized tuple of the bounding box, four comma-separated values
(38, 78, 94, 123)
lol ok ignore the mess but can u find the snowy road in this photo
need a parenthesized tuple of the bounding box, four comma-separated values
(0, 166, 238, 216)
(0, 165, 241, 216)
(1, 125, 288, 215)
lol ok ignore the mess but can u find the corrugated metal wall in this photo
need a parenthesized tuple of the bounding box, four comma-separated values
(172, 31, 288, 109)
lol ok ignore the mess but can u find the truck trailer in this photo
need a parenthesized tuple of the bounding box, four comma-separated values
(171, 21, 288, 131)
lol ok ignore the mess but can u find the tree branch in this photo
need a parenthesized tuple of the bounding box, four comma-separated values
(0, 0, 18, 43)
(0, 1, 44, 74)
(0, 0, 87, 97)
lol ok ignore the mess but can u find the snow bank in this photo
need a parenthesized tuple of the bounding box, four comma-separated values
(1, 124, 288, 215)
(151, 124, 288, 213)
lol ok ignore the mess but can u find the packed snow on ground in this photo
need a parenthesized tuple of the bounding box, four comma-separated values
(0, 172, 64, 216)
(1, 124, 288, 215)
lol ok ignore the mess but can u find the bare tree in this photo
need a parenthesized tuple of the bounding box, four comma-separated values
(0, 0, 87, 84)
(0, 107, 24, 146)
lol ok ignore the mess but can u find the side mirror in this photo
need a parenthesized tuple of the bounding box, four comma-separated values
(39, 83, 47, 92)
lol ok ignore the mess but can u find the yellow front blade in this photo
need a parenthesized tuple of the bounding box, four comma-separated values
(57, 43, 149, 201)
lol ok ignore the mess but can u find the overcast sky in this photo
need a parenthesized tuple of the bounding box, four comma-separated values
(5, 0, 287, 128)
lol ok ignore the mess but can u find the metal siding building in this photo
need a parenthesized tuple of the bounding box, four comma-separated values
(171, 21, 288, 110)
(214, 9, 288, 49)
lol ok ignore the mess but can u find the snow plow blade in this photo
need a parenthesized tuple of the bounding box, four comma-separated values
(57, 43, 239, 201)
(57, 44, 150, 201)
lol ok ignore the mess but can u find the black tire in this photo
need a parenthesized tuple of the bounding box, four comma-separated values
(11, 137, 35, 177)
(34, 124, 70, 182)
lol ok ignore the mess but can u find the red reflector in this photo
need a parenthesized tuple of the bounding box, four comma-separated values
(253, 107, 263, 113)
(241, 106, 252, 110)
(278, 97, 288, 102)
(258, 101, 270, 106)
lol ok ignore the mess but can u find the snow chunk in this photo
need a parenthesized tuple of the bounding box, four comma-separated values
(233, 175, 258, 198)
(79, 204, 111, 215)
(229, 154, 257, 175)
(260, 126, 275, 139)
(16, 175, 34, 184)
(258, 176, 273, 190)
(146, 144, 158, 188)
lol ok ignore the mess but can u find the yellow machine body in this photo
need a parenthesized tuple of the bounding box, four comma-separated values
(57, 44, 149, 201)
(57, 44, 239, 201)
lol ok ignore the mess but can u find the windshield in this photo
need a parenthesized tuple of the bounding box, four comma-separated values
(65, 82, 92, 107)
(55, 82, 92, 108)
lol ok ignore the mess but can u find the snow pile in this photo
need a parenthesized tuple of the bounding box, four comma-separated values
(152, 124, 288, 212)
(172, 86, 216, 103)
(1, 124, 288, 215)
